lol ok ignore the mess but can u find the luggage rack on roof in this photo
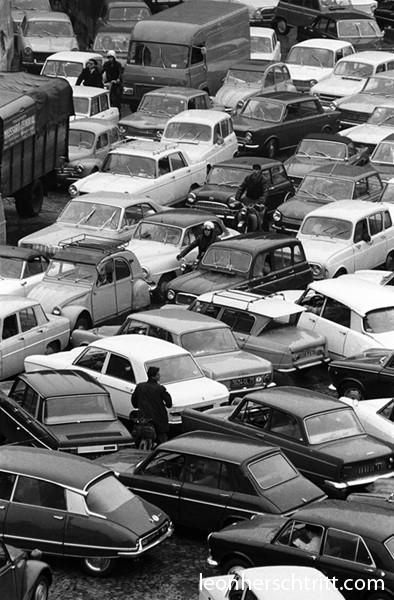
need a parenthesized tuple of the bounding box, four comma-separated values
(210, 288, 285, 311)
(58, 234, 127, 253)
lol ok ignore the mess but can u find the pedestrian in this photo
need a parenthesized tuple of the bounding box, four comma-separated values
(102, 50, 123, 111)
(75, 58, 103, 88)
(176, 220, 217, 262)
(235, 163, 269, 230)
(131, 366, 172, 445)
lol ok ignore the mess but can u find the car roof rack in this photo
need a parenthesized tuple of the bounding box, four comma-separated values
(58, 234, 127, 253)
(210, 288, 269, 311)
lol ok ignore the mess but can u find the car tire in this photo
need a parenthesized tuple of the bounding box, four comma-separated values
(222, 556, 253, 575)
(31, 574, 50, 600)
(385, 251, 394, 270)
(45, 341, 60, 355)
(264, 138, 278, 159)
(155, 274, 173, 302)
(333, 268, 347, 278)
(82, 557, 115, 577)
(338, 381, 364, 401)
(321, 125, 332, 134)
(74, 314, 92, 331)
(275, 18, 289, 35)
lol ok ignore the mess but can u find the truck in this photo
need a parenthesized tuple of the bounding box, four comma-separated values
(122, 0, 250, 109)
(0, 72, 73, 218)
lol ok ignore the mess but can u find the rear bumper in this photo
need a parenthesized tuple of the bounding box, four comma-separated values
(325, 471, 394, 490)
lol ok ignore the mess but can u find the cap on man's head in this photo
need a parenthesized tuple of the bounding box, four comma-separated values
(147, 366, 160, 378)
(107, 50, 116, 58)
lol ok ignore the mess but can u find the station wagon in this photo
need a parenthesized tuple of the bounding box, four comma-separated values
(72, 86, 119, 125)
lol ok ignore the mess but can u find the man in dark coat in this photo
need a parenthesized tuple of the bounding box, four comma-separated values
(176, 220, 217, 262)
(131, 366, 172, 444)
(102, 50, 123, 111)
(235, 163, 269, 230)
(75, 58, 103, 88)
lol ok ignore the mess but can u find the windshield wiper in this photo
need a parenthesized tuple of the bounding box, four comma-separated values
(77, 208, 95, 225)
(314, 150, 330, 158)
(99, 211, 117, 230)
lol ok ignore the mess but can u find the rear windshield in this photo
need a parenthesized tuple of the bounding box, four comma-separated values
(86, 475, 135, 514)
(44, 394, 115, 425)
(248, 453, 297, 490)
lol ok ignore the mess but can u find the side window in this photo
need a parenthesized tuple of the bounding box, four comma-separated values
(90, 97, 100, 116)
(185, 457, 231, 490)
(74, 347, 107, 372)
(252, 253, 273, 277)
(122, 320, 149, 335)
(220, 118, 230, 138)
(20, 386, 39, 417)
(2, 314, 18, 339)
(327, 19, 337, 34)
(96, 133, 109, 150)
(13, 476, 66, 510)
(148, 325, 173, 342)
(0, 471, 16, 501)
(158, 156, 171, 176)
(384, 211, 392, 229)
(97, 259, 114, 286)
(100, 93, 109, 111)
(367, 174, 382, 194)
(271, 165, 288, 185)
(342, 45, 354, 57)
(264, 68, 275, 87)
(109, 127, 121, 143)
(321, 298, 351, 327)
(122, 205, 143, 227)
(141, 451, 185, 480)
(276, 521, 324, 554)
(376, 63, 386, 73)
(169, 152, 186, 171)
(324, 529, 360, 562)
(223, 309, 255, 334)
(10, 379, 27, 404)
(297, 101, 319, 117)
(193, 301, 221, 319)
(19, 307, 37, 332)
(299, 289, 325, 314)
(24, 257, 47, 277)
(114, 257, 131, 281)
(182, 227, 197, 246)
(190, 46, 204, 64)
(213, 123, 221, 143)
(33, 304, 48, 325)
(194, 94, 208, 109)
(268, 409, 303, 440)
(272, 246, 293, 270)
(293, 244, 305, 264)
(105, 353, 135, 382)
(353, 218, 369, 243)
(368, 213, 383, 236)
(274, 65, 286, 83)
(316, 17, 328, 31)
(353, 178, 368, 198)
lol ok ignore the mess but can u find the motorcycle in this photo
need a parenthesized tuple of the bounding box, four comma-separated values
(236, 201, 266, 233)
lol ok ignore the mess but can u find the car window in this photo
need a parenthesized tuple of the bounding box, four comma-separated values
(277, 521, 324, 554)
(353, 178, 368, 198)
(20, 386, 39, 417)
(194, 94, 207, 109)
(213, 123, 221, 143)
(272, 246, 293, 270)
(19, 307, 37, 332)
(274, 65, 286, 84)
(74, 347, 107, 372)
(184, 457, 230, 489)
(24, 257, 47, 277)
(384, 211, 392, 229)
(190, 46, 204, 64)
(100, 93, 109, 112)
(321, 298, 350, 327)
(96, 133, 109, 150)
(234, 399, 271, 428)
(13, 476, 66, 510)
(109, 127, 121, 144)
(158, 156, 171, 176)
(114, 257, 130, 280)
(376, 63, 386, 73)
(221, 308, 255, 334)
(354, 218, 369, 243)
(91, 97, 100, 116)
(105, 353, 135, 382)
(299, 289, 325, 314)
(220, 118, 230, 138)
(368, 213, 383, 236)
(271, 165, 288, 185)
(298, 101, 319, 118)
(2, 314, 18, 339)
(367, 174, 382, 193)
(252, 253, 273, 277)
(327, 20, 337, 34)
(293, 244, 305, 264)
(192, 300, 221, 319)
(267, 409, 304, 441)
(169, 152, 186, 171)
(0, 471, 16, 501)
(122, 205, 143, 227)
(316, 17, 328, 31)
(97, 259, 114, 286)
(323, 529, 374, 565)
(265, 68, 275, 87)
(141, 451, 185, 480)
(146, 325, 172, 342)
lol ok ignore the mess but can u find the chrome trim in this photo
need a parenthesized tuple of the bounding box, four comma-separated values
(325, 471, 394, 489)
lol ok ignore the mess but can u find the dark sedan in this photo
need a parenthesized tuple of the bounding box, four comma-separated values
(97, 431, 325, 531)
(1, 541, 52, 600)
(206, 499, 394, 600)
(233, 92, 340, 158)
(298, 12, 385, 50)
(181, 387, 394, 495)
(371, 132, 394, 183)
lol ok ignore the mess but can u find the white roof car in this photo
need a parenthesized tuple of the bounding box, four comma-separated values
(339, 396, 394, 446)
(350, 269, 394, 286)
(69, 140, 206, 205)
(286, 39, 355, 93)
(340, 114, 394, 151)
(20, 11, 78, 68)
(311, 51, 394, 104)
(40, 51, 103, 86)
(297, 200, 394, 279)
(161, 110, 238, 167)
(24, 334, 229, 422)
(72, 86, 119, 125)
(250, 27, 281, 61)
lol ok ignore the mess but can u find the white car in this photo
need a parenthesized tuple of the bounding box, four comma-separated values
(0, 246, 49, 296)
(72, 86, 119, 125)
(297, 200, 394, 279)
(340, 106, 394, 153)
(0, 295, 70, 380)
(69, 140, 206, 205)
(339, 396, 394, 446)
(250, 27, 281, 61)
(24, 335, 230, 422)
(40, 51, 103, 85)
(286, 39, 355, 93)
(310, 51, 394, 105)
(350, 268, 394, 286)
(161, 110, 238, 169)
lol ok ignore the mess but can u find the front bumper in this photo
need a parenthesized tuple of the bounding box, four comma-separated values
(118, 521, 174, 556)
(325, 471, 394, 491)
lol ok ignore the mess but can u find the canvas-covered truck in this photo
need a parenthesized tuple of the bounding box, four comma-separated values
(0, 72, 73, 218)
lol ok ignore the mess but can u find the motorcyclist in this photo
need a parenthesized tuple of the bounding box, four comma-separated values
(176, 221, 217, 262)
(235, 163, 268, 231)
(102, 50, 123, 111)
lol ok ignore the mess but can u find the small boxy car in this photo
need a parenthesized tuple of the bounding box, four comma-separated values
(0, 246, 49, 297)
(0, 539, 52, 600)
(72, 86, 119, 125)
(0, 446, 173, 576)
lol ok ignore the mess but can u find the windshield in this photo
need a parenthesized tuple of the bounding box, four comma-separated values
(287, 47, 334, 68)
(102, 153, 156, 177)
(73, 97, 89, 116)
(86, 475, 135, 514)
(133, 222, 182, 245)
(363, 77, 394, 96)
(386, 537, 394, 560)
(299, 175, 353, 201)
(251, 36, 273, 54)
(364, 307, 394, 333)
(58, 200, 121, 230)
(305, 409, 363, 444)
(13, 0, 50, 8)
(334, 60, 373, 78)
(108, 6, 150, 21)
(300, 216, 353, 239)
(0, 256, 23, 278)
(42, 60, 82, 78)
(46, 260, 96, 283)
(338, 19, 381, 38)
(69, 129, 95, 149)
(129, 41, 189, 69)
(202, 247, 252, 274)
(297, 139, 347, 159)
(164, 122, 211, 142)
(207, 165, 248, 186)
(94, 31, 129, 53)
(139, 94, 186, 116)
(371, 140, 394, 164)
(24, 20, 74, 36)
(240, 97, 283, 122)
(368, 106, 394, 126)
(248, 454, 297, 490)
(225, 68, 264, 85)
(145, 355, 202, 384)
(44, 394, 115, 425)
(181, 328, 238, 356)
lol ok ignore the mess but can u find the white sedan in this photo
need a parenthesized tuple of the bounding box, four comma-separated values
(24, 334, 229, 423)
(339, 396, 394, 447)
(250, 27, 281, 61)
(0, 246, 49, 296)
(40, 51, 103, 85)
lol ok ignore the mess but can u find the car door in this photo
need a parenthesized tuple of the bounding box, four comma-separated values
(92, 258, 118, 322)
(168, 152, 194, 202)
(0, 313, 24, 379)
(95, 132, 111, 163)
(113, 257, 133, 314)
(98, 91, 118, 123)
(316, 297, 351, 358)
(366, 211, 388, 268)
(20, 256, 48, 295)
(149, 156, 177, 206)
(263, 408, 308, 469)
(4, 475, 66, 554)
(98, 351, 136, 419)
(279, 104, 303, 150)
(17, 305, 49, 359)
(218, 118, 237, 162)
(0, 542, 18, 600)
(266, 165, 292, 215)
(269, 519, 325, 566)
(353, 218, 374, 270)
(0, 472, 17, 534)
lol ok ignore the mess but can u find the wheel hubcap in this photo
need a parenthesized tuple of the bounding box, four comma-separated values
(85, 557, 112, 573)
(343, 387, 362, 401)
(34, 581, 48, 600)
(228, 565, 245, 575)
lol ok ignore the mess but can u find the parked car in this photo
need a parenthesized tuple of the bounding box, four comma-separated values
(335, 72, 394, 126)
(97, 432, 325, 531)
(298, 11, 384, 49)
(24, 335, 230, 423)
(339, 395, 394, 447)
(103, 0, 151, 28)
(350, 268, 394, 286)
(206, 498, 394, 595)
(118, 87, 211, 141)
(233, 92, 340, 159)
(19, 11, 78, 72)
(0, 246, 49, 296)
(72, 86, 119, 125)
(340, 106, 394, 154)
(0, 539, 52, 600)
(0, 369, 132, 455)
(166, 234, 313, 306)
(40, 51, 104, 85)
(284, 133, 369, 189)
(0, 445, 173, 576)
(212, 60, 296, 113)
(297, 201, 394, 279)
(186, 156, 294, 227)
(272, 165, 383, 235)
(126, 210, 237, 299)
(286, 39, 355, 93)
(69, 140, 206, 205)
(371, 133, 394, 182)
(19, 193, 164, 255)
(182, 386, 394, 494)
(0, 296, 70, 380)
(71, 307, 274, 395)
(93, 25, 130, 64)
(190, 289, 329, 372)
(250, 27, 281, 61)
(27, 239, 151, 330)
(248, 0, 279, 28)
(375, 0, 394, 32)
(161, 110, 238, 168)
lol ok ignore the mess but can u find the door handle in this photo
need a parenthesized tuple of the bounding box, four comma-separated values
(309, 318, 316, 323)
(53, 515, 64, 520)
(18, 337, 24, 341)
(219, 492, 230, 498)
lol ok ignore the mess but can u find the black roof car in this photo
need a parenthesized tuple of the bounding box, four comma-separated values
(298, 11, 385, 49)
(371, 132, 394, 181)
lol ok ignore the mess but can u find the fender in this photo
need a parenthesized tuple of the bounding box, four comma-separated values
(338, 377, 366, 395)
(59, 305, 92, 330)
(23, 563, 52, 600)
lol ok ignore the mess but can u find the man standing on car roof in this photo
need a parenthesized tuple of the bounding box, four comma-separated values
(131, 366, 172, 444)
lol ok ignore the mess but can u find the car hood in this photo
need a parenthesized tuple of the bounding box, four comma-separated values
(28, 281, 89, 312)
(197, 350, 271, 379)
(234, 116, 274, 133)
(170, 269, 246, 294)
(121, 113, 168, 130)
(196, 184, 237, 202)
(298, 236, 349, 263)
(126, 239, 178, 264)
(50, 419, 132, 446)
(68, 147, 95, 162)
(22, 224, 121, 253)
(279, 197, 327, 221)
(337, 94, 388, 112)
(316, 434, 391, 461)
(260, 326, 326, 351)
(342, 123, 394, 144)
(25, 37, 76, 52)
(214, 84, 259, 109)
(287, 64, 331, 81)
(285, 156, 338, 179)
(108, 495, 169, 537)
(313, 77, 365, 97)
(76, 173, 150, 194)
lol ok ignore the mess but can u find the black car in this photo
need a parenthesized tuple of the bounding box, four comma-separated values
(375, 1, 394, 35)
(186, 156, 294, 227)
(0, 540, 52, 600)
(329, 348, 394, 400)
(166, 234, 312, 306)
(298, 11, 385, 49)
(97, 431, 325, 531)
(207, 498, 394, 599)
(233, 92, 340, 158)
(371, 132, 394, 183)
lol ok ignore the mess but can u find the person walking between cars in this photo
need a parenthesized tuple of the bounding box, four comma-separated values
(176, 221, 217, 263)
(235, 163, 268, 231)
(131, 366, 172, 445)
(102, 50, 123, 112)
(75, 58, 103, 88)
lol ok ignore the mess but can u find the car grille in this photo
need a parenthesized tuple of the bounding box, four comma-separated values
(32, 52, 51, 63)
(140, 521, 170, 548)
(194, 200, 229, 213)
(339, 109, 369, 125)
(356, 460, 389, 476)
(175, 292, 197, 305)
(318, 93, 338, 104)
(276, 217, 300, 234)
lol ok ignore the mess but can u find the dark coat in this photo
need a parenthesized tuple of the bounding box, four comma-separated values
(75, 66, 103, 88)
(235, 170, 267, 202)
(102, 59, 123, 83)
(178, 231, 218, 260)
(131, 378, 173, 433)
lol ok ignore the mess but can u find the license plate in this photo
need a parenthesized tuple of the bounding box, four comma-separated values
(77, 444, 118, 454)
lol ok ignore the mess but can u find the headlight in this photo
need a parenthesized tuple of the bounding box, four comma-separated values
(187, 192, 196, 203)
(156, 130, 162, 140)
(141, 267, 150, 279)
(23, 46, 33, 56)
(167, 289, 175, 301)
(52, 306, 62, 316)
(69, 184, 79, 197)
(76, 164, 84, 174)
(253, 7, 263, 18)
(228, 198, 240, 209)
(329, 101, 338, 110)
(273, 210, 282, 222)
(245, 131, 252, 143)
(311, 264, 323, 277)
(309, 79, 317, 87)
